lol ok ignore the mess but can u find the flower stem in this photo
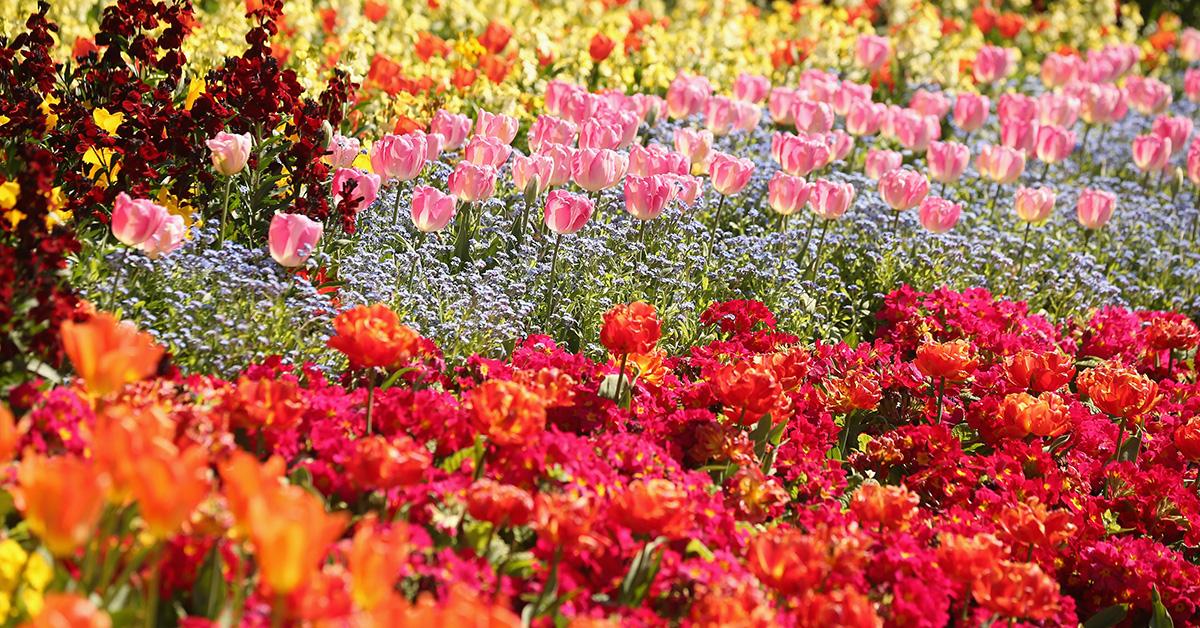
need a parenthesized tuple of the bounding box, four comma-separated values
(1011, 221, 1033, 295)
(219, 176, 233, 244)
(542, 233, 563, 327)
(615, 352, 630, 403)
(704, 194, 728, 265)
(934, 377, 946, 424)
(365, 369, 376, 435)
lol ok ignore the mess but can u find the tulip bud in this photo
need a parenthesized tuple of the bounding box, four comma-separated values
(269, 213, 323, 267)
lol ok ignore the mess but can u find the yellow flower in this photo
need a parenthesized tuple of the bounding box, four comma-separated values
(3, 210, 24, 229)
(82, 148, 120, 187)
(184, 77, 206, 110)
(0, 182, 18, 210)
(39, 94, 58, 130)
(156, 187, 199, 227)
(93, 108, 124, 135)
(0, 116, 8, 127)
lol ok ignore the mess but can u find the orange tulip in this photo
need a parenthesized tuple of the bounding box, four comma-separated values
(91, 404, 175, 502)
(15, 454, 106, 556)
(997, 391, 1071, 438)
(22, 593, 111, 628)
(1076, 360, 1160, 422)
(0, 404, 21, 463)
(247, 484, 348, 595)
(218, 451, 287, 538)
(468, 380, 546, 446)
(611, 478, 689, 537)
(348, 515, 410, 611)
(848, 482, 919, 531)
(127, 443, 210, 539)
(914, 339, 978, 382)
(326, 304, 421, 370)
(60, 313, 164, 399)
(972, 560, 1061, 621)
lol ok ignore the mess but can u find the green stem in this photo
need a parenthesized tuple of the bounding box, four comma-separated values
(365, 369, 376, 435)
(542, 233, 563, 327)
(391, 183, 404, 223)
(144, 545, 163, 628)
(934, 377, 946, 424)
(806, 220, 830, 281)
(219, 176, 234, 244)
(1011, 221, 1033, 295)
(704, 194, 728, 265)
(615, 353, 630, 404)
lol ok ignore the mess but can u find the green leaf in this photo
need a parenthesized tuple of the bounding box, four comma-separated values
(439, 445, 476, 473)
(190, 544, 226, 619)
(1117, 433, 1141, 462)
(1151, 587, 1174, 628)
(684, 538, 714, 562)
(1082, 604, 1127, 628)
(597, 373, 632, 408)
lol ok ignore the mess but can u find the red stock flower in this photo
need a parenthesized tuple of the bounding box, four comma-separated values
(914, 339, 979, 382)
(466, 479, 535, 526)
(611, 478, 689, 537)
(997, 391, 1071, 439)
(1003, 349, 1075, 393)
(713, 361, 782, 424)
(600, 302, 661, 356)
(468, 380, 546, 446)
(1076, 360, 1160, 422)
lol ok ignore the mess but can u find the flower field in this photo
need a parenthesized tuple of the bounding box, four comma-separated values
(4, 0, 1200, 625)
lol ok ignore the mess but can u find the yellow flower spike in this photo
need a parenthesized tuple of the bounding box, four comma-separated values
(92, 108, 124, 135)
(0, 182, 18, 210)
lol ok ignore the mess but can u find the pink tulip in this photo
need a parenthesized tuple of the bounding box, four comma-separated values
(798, 70, 839, 103)
(409, 185, 457, 233)
(926, 141, 970, 184)
(1034, 125, 1075, 164)
(973, 45, 1014, 84)
(1037, 93, 1080, 128)
(1181, 28, 1200, 63)
(571, 148, 628, 191)
(767, 172, 811, 216)
(538, 144, 574, 187)
(331, 168, 382, 214)
(463, 134, 512, 169)
(846, 100, 885, 136)
(447, 161, 497, 203)
(1076, 188, 1116, 229)
(575, 119, 620, 151)
(826, 131, 854, 162)
(774, 133, 831, 177)
(666, 72, 712, 119)
(1151, 115, 1193, 155)
(545, 80, 581, 117)
(1186, 69, 1200, 103)
(206, 131, 252, 176)
(474, 111, 518, 145)
(543, 189, 594, 234)
(268, 213, 323, 267)
(630, 94, 666, 123)
(768, 88, 798, 125)
(629, 144, 688, 177)
(854, 34, 890, 72)
(559, 90, 602, 126)
(733, 73, 770, 103)
(704, 96, 738, 136)
(731, 100, 762, 133)
(893, 111, 937, 152)
(512, 153, 555, 196)
(997, 93, 1039, 124)
(808, 179, 855, 220)
(667, 174, 702, 207)
(326, 133, 361, 170)
(674, 128, 714, 166)
(430, 109, 471, 151)
(1041, 53, 1081, 88)
(832, 81, 872, 116)
(976, 144, 1026, 184)
(1187, 145, 1200, 185)
(370, 133, 427, 182)
(909, 89, 950, 119)
(111, 193, 169, 247)
(878, 168, 929, 211)
(952, 93, 990, 133)
(137, 214, 187, 259)
(1013, 186, 1056, 223)
(1126, 76, 1172, 116)
(1132, 134, 1173, 173)
(597, 109, 641, 148)
(1000, 119, 1037, 156)
(708, 152, 754, 196)
(791, 100, 834, 134)
(917, 197, 961, 233)
(864, 149, 903, 180)
(1076, 83, 1127, 125)
(623, 174, 675, 221)
(423, 132, 445, 161)
(528, 115, 577, 152)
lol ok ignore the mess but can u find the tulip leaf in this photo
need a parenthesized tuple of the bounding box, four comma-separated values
(597, 373, 632, 408)
(1150, 587, 1174, 628)
(1117, 433, 1141, 462)
(190, 544, 225, 619)
(438, 445, 476, 473)
(1082, 604, 1127, 628)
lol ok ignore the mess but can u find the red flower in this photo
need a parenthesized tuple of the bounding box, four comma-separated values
(914, 339, 979, 382)
(415, 32, 450, 62)
(1144, 314, 1200, 351)
(848, 483, 919, 531)
(972, 561, 1061, 621)
(362, 0, 388, 22)
(451, 67, 478, 90)
(600, 302, 661, 356)
(1003, 349, 1074, 393)
(936, 532, 1005, 586)
(713, 362, 781, 424)
(468, 380, 546, 446)
(611, 478, 689, 537)
(972, 5, 998, 35)
(995, 13, 1025, 39)
(478, 22, 513, 54)
(1076, 360, 1160, 422)
(466, 479, 535, 526)
(825, 369, 882, 413)
(1174, 418, 1200, 461)
(589, 33, 616, 63)
(326, 304, 421, 370)
(344, 435, 430, 492)
(795, 588, 882, 628)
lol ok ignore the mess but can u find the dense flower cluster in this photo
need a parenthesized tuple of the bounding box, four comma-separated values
(2, 288, 1199, 625)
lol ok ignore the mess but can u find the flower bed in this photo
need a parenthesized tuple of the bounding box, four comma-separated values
(2, 0, 1200, 625)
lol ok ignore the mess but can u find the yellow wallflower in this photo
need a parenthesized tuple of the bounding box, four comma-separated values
(81, 148, 120, 187)
(0, 182, 18, 210)
(184, 77, 206, 110)
(92, 108, 124, 135)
